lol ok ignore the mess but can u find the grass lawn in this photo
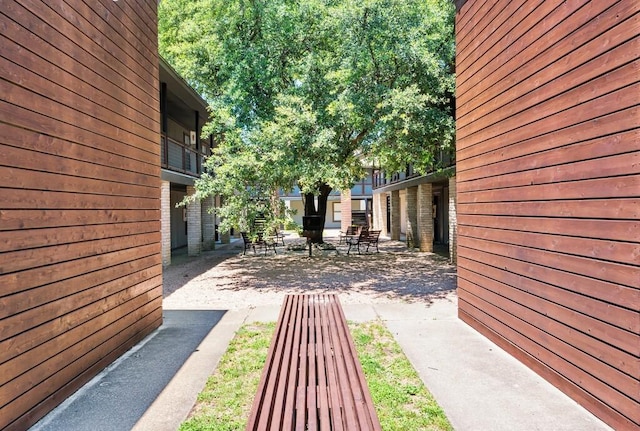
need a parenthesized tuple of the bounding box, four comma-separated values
(180, 321, 452, 431)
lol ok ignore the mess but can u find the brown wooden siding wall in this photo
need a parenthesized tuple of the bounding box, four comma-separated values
(0, 1, 162, 429)
(455, 1, 639, 429)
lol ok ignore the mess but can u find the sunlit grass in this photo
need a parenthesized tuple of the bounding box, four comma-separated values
(351, 321, 452, 431)
(180, 321, 452, 431)
(179, 323, 274, 431)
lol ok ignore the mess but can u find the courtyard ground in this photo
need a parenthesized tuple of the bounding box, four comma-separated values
(163, 230, 457, 310)
(32, 231, 612, 431)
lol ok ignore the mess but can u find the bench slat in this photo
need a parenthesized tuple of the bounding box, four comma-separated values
(314, 297, 331, 431)
(329, 295, 375, 430)
(333, 296, 380, 430)
(277, 295, 303, 430)
(320, 296, 345, 431)
(248, 295, 294, 430)
(330, 300, 352, 427)
(275, 296, 299, 430)
(294, 295, 309, 431)
(346, 230, 381, 255)
(247, 294, 381, 431)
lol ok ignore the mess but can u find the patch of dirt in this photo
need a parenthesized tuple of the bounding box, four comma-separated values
(163, 237, 456, 310)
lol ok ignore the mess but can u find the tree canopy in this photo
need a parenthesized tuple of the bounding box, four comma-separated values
(159, 0, 455, 234)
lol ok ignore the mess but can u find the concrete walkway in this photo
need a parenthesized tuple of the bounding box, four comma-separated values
(31, 235, 613, 431)
(353, 300, 613, 431)
(32, 295, 612, 431)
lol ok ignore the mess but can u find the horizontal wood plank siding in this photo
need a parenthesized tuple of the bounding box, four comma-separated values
(0, 1, 162, 430)
(455, 1, 640, 429)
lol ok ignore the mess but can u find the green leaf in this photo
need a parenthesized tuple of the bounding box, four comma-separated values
(159, 0, 455, 227)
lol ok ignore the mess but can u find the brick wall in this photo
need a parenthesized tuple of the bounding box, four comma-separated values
(186, 185, 201, 256)
(390, 190, 401, 240)
(372, 193, 380, 231)
(340, 189, 352, 232)
(418, 183, 433, 252)
(406, 187, 418, 248)
(161, 181, 171, 266)
(372, 192, 388, 236)
(379, 193, 388, 236)
(202, 195, 215, 250)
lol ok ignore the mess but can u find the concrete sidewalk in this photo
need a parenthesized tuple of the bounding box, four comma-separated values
(32, 293, 612, 431)
(349, 298, 613, 431)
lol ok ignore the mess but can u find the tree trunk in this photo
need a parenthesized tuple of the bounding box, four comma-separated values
(316, 183, 332, 231)
(303, 192, 316, 216)
(302, 183, 332, 243)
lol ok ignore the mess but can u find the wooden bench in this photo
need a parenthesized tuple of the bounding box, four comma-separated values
(346, 230, 381, 255)
(338, 225, 360, 245)
(241, 231, 277, 255)
(273, 229, 286, 246)
(252, 216, 285, 246)
(247, 294, 381, 431)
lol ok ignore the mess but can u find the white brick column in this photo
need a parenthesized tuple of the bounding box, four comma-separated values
(372, 193, 383, 234)
(372, 193, 379, 229)
(161, 180, 171, 266)
(340, 189, 352, 232)
(380, 192, 389, 237)
(418, 183, 433, 252)
(390, 190, 401, 240)
(406, 186, 418, 248)
(186, 185, 201, 256)
(449, 175, 457, 264)
(202, 195, 215, 250)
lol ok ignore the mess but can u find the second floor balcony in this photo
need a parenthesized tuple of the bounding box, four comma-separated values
(161, 134, 206, 177)
(373, 146, 455, 189)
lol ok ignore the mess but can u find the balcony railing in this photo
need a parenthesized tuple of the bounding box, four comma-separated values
(279, 175, 374, 198)
(372, 147, 455, 189)
(161, 135, 206, 177)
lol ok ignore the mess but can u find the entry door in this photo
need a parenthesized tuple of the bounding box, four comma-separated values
(386, 195, 391, 233)
(170, 188, 188, 249)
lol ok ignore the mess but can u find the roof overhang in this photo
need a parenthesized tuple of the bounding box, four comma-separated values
(161, 168, 197, 186)
(372, 166, 455, 194)
(159, 57, 209, 128)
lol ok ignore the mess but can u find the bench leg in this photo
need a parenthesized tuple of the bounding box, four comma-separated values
(347, 242, 352, 255)
(259, 243, 276, 255)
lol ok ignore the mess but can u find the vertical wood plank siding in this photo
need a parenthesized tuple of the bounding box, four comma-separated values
(455, 1, 639, 429)
(0, 1, 162, 429)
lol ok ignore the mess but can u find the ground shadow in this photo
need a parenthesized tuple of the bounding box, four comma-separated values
(32, 310, 226, 431)
(170, 237, 457, 304)
(163, 248, 238, 298)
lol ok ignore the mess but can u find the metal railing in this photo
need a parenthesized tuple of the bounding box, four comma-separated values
(161, 135, 206, 177)
(372, 147, 455, 189)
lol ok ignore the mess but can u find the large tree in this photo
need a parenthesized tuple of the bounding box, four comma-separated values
(159, 0, 455, 240)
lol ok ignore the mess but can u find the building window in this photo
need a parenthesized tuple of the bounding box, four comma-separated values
(333, 202, 341, 222)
